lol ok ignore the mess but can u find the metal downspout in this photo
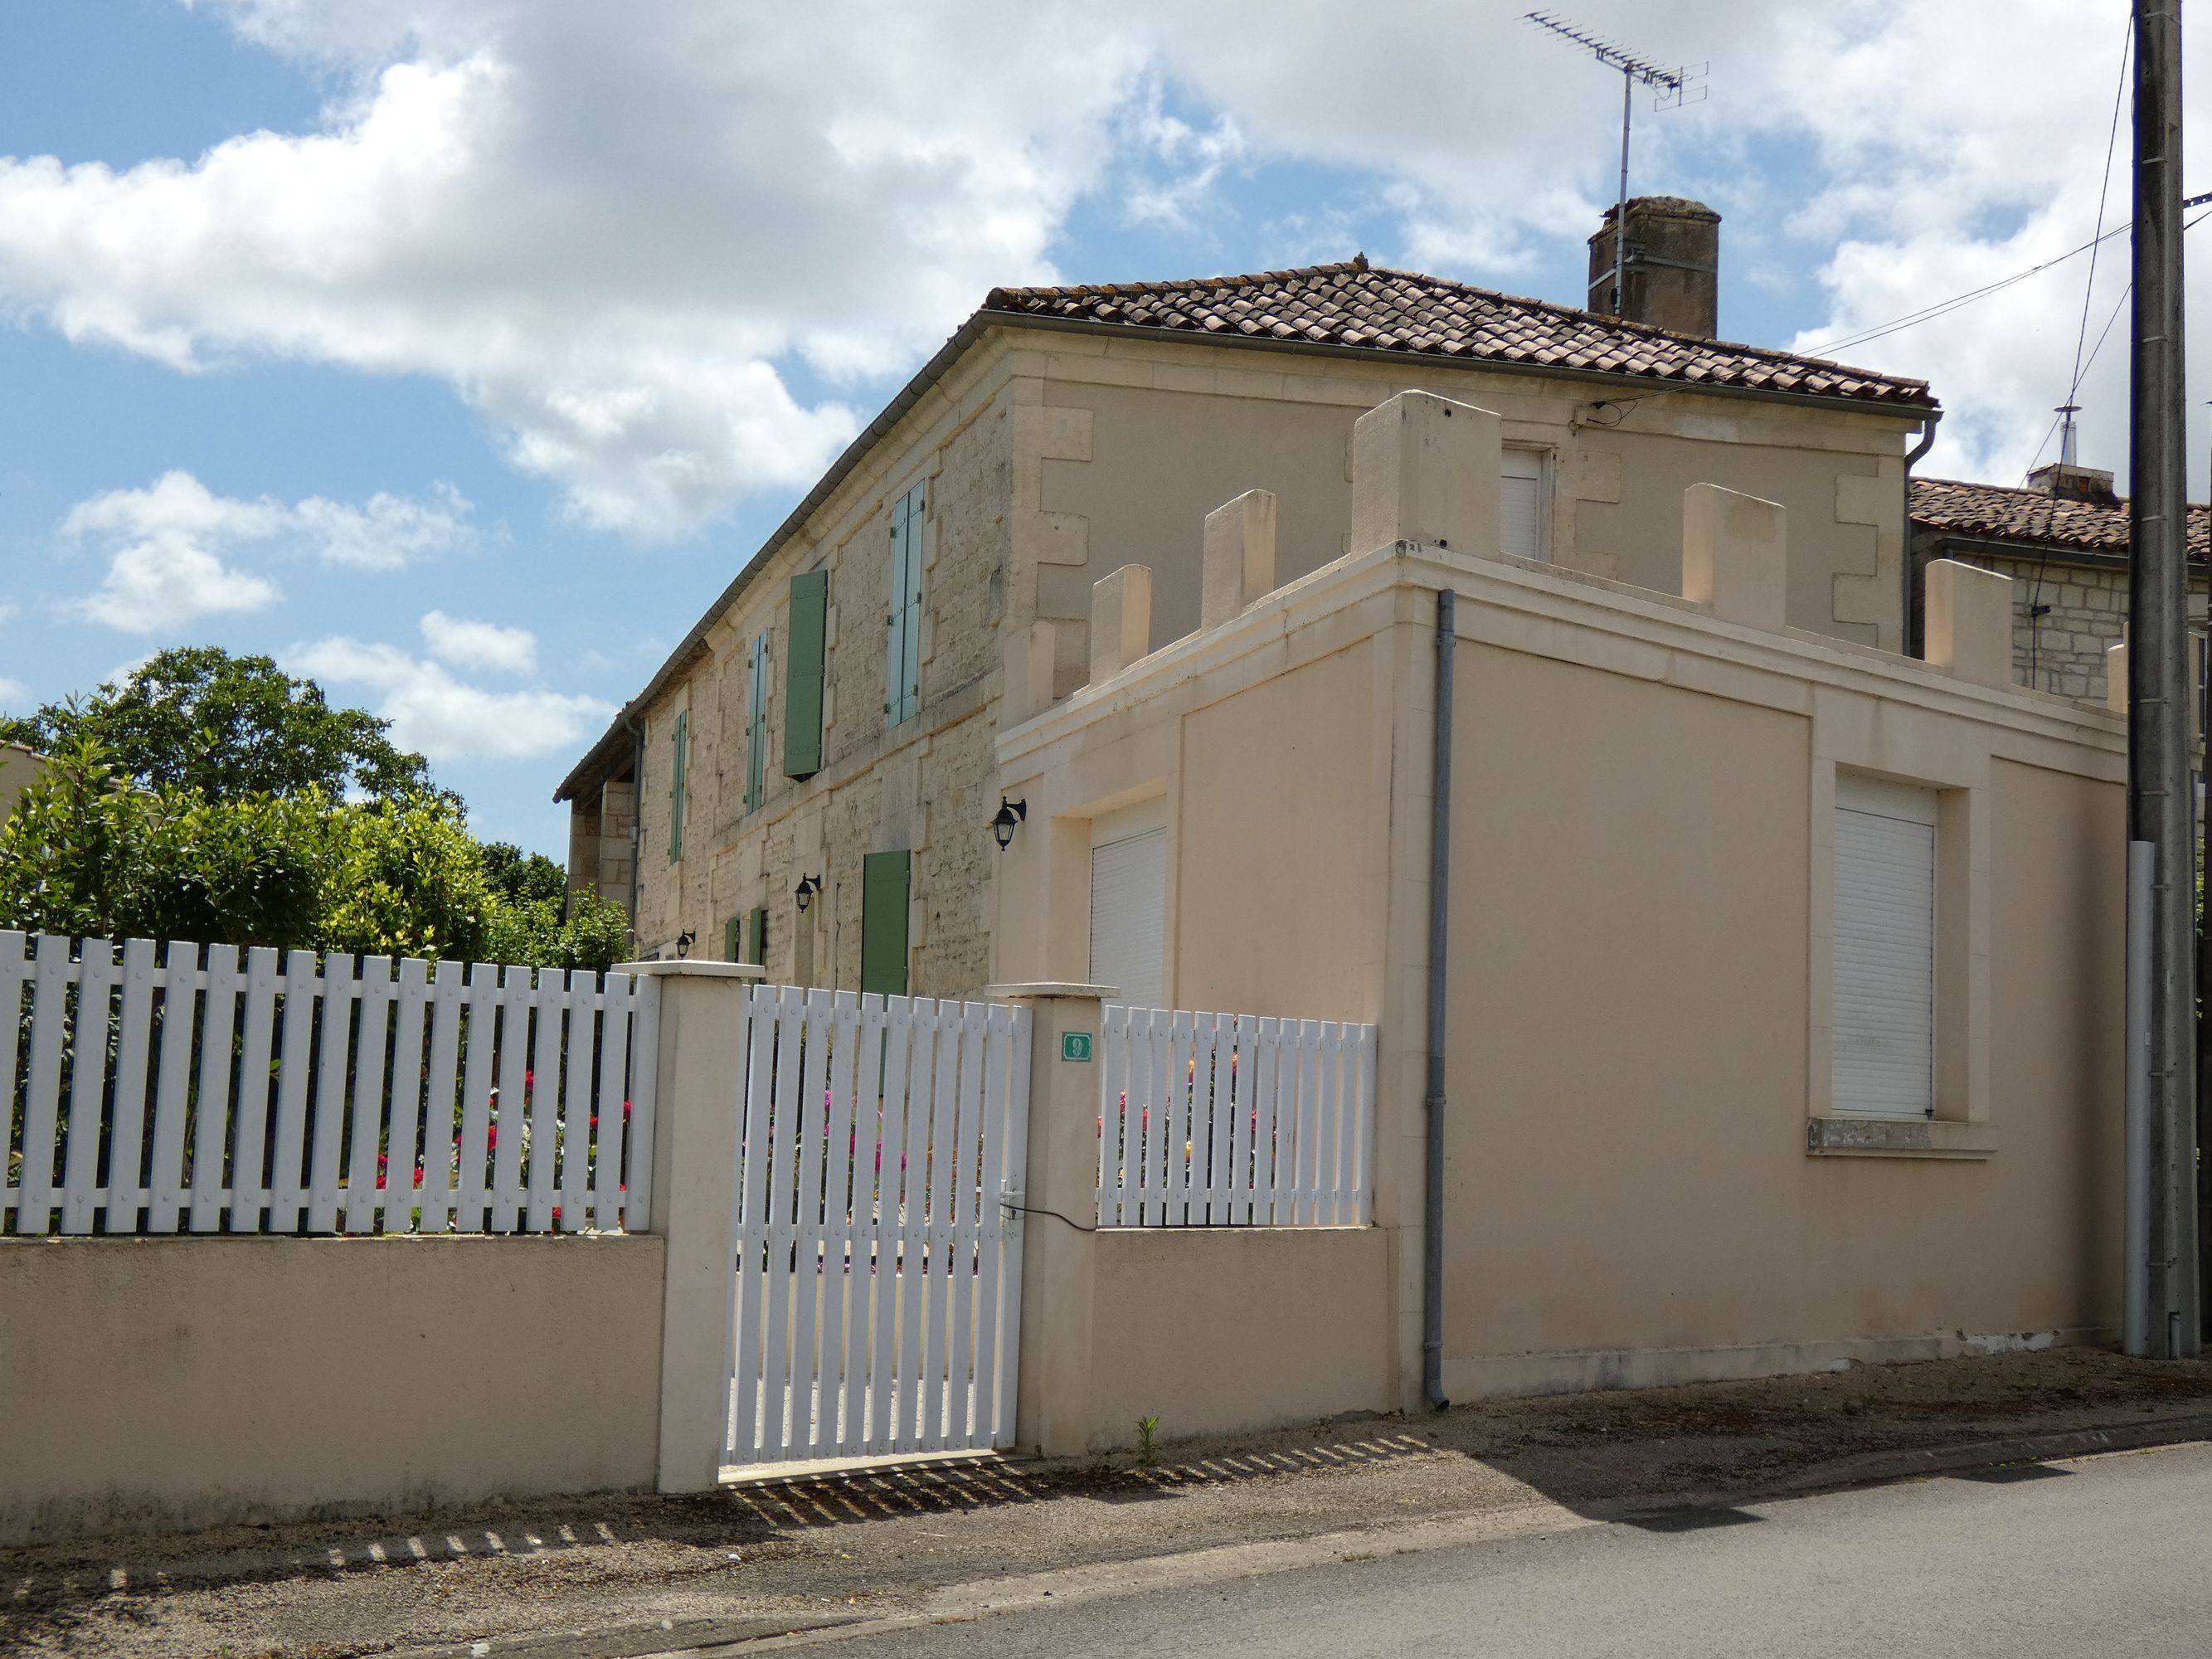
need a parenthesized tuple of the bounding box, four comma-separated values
(1900, 409, 1942, 656)
(1423, 586, 1456, 1410)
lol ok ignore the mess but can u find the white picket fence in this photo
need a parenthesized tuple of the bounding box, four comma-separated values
(725, 987, 1029, 1466)
(1, 931, 660, 1237)
(1096, 1006, 1375, 1228)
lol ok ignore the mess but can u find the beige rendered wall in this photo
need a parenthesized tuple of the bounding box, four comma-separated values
(0, 743, 47, 825)
(1437, 617, 2126, 1398)
(1034, 343, 1916, 654)
(1084, 1227, 1392, 1450)
(0, 1235, 664, 1545)
(999, 513, 2128, 1414)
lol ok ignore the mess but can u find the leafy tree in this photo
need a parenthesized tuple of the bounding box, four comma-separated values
(0, 646, 432, 801)
(0, 741, 326, 946)
(0, 746, 630, 973)
(319, 795, 498, 962)
(481, 841, 570, 907)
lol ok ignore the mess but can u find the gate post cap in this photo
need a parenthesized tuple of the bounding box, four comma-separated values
(617, 960, 766, 980)
(985, 981, 1117, 1000)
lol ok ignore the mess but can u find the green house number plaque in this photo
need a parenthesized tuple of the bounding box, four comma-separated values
(1061, 1031, 1093, 1063)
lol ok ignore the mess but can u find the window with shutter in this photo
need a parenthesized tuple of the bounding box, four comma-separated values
(1500, 449, 1546, 560)
(1088, 802, 1167, 1009)
(747, 906, 768, 969)
(745, 633, 768, 812)
(887, 483, 926, 727)
(668, 712, 688, 864)
(784, 569, 828, 779)
(1831, 773, 1937, 1117)
(860, 849, 912, 996)
(722, 914, 742, 963)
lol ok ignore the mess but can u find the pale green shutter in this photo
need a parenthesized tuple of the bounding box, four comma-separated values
(722, 914, 742, 962)
(785, 570, 828, 779)
(887, 484, 924, 726)
(747, 906, 768, 969)
(668, 712, 688, 863)
(745, 633, 768, 812)
(859, 850, 911, 996)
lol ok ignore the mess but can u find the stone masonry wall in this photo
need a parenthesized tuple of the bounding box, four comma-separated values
(625, 343, 1017, 995)
(1957, 552, 2208, 706)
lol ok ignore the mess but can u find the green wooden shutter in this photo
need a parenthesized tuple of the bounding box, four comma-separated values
(784, 570, 828, 779)
(745, 633, 768, 812)
(887, 484, 924, 726)
(668, 712, 688, 863)
(747, 907, 768, 968)
(722, 914, 742, 962)
(859, 850, 912, 996)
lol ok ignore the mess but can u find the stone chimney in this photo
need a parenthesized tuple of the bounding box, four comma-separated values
(2025, 461, 2120, 506)
(1587, 196, 1720, 338)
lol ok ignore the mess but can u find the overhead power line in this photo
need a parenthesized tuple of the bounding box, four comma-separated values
(1801, 191, 2212, 363)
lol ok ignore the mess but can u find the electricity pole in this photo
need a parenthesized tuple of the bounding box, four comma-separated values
(2127, 0, 2200, 1359)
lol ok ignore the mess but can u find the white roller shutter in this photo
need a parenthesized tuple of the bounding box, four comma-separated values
(1500, 450, 1545, 560)
(1089, 802, 1166, 1009)
(1831, 774, 1937, 1117)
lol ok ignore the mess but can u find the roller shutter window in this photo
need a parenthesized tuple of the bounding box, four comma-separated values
(785, 569, 828, 780)
(860, 850, 912, 997)
(1831, 774, 1937, 1117)
(1087, 801, 1167, 1009)
(1500, 449, 1546, 561)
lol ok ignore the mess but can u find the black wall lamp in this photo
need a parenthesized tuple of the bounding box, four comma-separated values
(674, 929, 697, 958)
(991, 796, 1028, 852)
(794, 873, 823, 912)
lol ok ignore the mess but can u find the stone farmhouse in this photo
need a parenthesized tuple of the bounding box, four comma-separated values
(1908, 465, 2210, 706)
(556, 196, 1940, 995)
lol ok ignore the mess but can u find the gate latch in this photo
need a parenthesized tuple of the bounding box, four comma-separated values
(999, 1182, 1023, 1233)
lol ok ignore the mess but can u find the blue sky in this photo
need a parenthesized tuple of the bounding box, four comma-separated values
(0, 2, 2190, 854)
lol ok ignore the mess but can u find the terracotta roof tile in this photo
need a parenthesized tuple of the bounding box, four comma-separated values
(983, 261, 1936, 410)
(1910, 475, 2211, 562)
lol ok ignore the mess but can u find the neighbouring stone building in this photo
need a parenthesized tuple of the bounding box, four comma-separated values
(556, 196, 1941, 995)
(1908, 465, 2211, 705)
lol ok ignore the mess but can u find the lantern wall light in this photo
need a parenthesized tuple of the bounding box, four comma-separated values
(990, 796, 1028, 851)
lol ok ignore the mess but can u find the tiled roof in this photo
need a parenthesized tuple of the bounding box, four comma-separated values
(1910, 475, 2212, 561)
(983, 260, 1936, 410)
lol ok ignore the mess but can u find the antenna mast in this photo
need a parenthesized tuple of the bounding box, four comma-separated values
(1524, 12, 1704, 319)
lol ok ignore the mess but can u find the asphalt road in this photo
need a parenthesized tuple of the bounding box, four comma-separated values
(802, 1443, 2212, 1658)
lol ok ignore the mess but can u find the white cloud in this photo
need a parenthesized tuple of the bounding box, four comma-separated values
(294, 482, 475, 571)
(59, 469, 475, 632)
(288, 633, 610, 761)
(0, 0, 2193, 538)
(63, 472, 284, 631)
(421, 609, 536, 676)
(0, 676, 28, 709)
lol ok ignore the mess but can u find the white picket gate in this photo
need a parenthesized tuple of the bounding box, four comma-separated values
(1, 930, 659, 1236)
(1096, 1006, 1375, 1228)
(722, 986, 1030, 1467)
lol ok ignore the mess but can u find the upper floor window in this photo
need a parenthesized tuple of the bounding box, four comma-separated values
(1500, 450, 1547, 560)
(667, 711, 688, 864)
(887, 481, 926, 726)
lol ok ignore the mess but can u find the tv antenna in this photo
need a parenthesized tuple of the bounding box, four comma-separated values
(1524, 12, 1706, 319)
